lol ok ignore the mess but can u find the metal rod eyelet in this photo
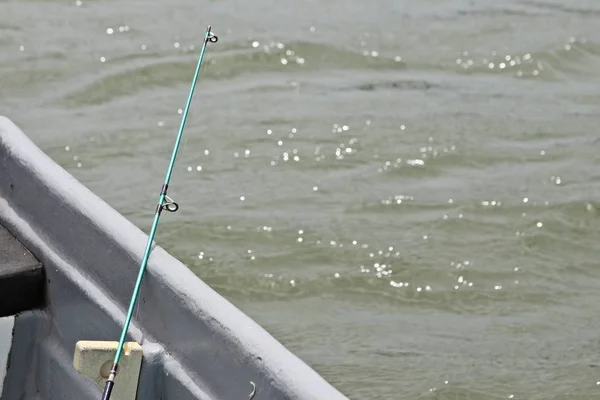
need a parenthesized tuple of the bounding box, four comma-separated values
(162, 195, 179, 212)
(165, 202, 179, 212)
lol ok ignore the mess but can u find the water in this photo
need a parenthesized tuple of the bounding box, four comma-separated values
(2, 0, 600, 398)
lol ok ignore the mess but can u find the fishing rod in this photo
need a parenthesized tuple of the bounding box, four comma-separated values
(101, 25, 218, 400)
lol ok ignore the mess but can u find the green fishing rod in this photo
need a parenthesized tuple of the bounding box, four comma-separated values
(101, 25, 218, 400)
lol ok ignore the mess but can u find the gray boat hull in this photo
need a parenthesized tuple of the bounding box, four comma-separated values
(0, 116, 349, 400)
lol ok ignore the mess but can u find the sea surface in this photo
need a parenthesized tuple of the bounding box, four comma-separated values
(2, 0, 600, 398)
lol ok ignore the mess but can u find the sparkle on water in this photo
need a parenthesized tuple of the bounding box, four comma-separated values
(151, 110, 569, 306)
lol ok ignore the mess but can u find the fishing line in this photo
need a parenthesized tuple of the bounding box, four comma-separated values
(101, 25, 217, 400)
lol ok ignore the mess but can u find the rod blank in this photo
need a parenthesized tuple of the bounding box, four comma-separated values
(100, 25, 218, 400)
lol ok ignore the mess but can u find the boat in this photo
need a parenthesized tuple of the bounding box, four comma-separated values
(0, 115, 349, 399)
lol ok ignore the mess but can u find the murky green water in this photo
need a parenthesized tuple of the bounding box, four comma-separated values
(2, 0, 600, 398)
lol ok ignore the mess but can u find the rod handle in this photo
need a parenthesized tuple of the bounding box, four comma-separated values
(101, 380, 114, 400)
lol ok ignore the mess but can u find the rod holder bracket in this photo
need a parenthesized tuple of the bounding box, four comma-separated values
(73, 340, 143, 400)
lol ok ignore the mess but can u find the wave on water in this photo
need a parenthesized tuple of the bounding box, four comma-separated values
(452, 37, 600, 80)
(54, 40, 406, 105)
